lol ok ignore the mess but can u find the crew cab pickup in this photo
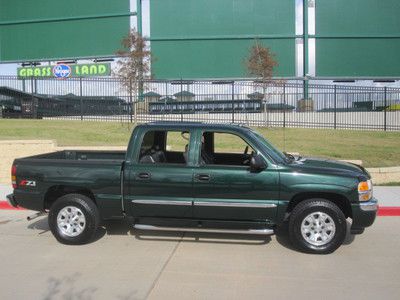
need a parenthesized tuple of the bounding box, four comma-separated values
(7, 122, 377, 254)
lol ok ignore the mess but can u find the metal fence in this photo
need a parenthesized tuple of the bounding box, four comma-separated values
(0, 76, 399, 131)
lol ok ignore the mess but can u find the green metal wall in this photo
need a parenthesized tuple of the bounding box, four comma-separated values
(150, 0, 296, 79)
(315, 0, 400, 77)
(3, 0, 398, 78)
(0, 0, 130, 62)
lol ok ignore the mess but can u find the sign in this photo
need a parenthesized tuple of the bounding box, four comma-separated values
(17, 63, 111, 78)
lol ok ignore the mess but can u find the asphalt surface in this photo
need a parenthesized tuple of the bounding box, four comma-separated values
(0, 184, 12, 199)
(374, 186, 400, 206)
(0, 184, 399, 299)
(0, 209, 399, 300)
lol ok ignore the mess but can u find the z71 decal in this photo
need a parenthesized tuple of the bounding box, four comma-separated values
(19, 180, 36, 187)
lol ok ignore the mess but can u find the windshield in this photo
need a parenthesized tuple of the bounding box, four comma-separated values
(249, 130, 290, 163)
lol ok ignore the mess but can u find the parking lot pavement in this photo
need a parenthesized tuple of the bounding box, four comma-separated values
(0, 210, 399, 300)
(0, 184, 12, 199)
(374, 186, 400, 206)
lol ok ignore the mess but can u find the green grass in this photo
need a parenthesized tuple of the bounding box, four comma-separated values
(0, 119, 399, 168)
(0, 119, 132, 146)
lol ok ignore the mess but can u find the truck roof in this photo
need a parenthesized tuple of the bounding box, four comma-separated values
(141, 121, 252, 132)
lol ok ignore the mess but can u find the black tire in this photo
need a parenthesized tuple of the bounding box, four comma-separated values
(48, 194, 100, 245)
(288, 199, 347, 254)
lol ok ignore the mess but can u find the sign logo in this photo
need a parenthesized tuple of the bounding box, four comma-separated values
(52, 64, 72, 78)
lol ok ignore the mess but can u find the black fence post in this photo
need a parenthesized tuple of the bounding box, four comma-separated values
(30, 77, 34, 119)
(165, 81, 168, 119)
(79, 77, 83, 121)
(384, 87, 387, 131)
(334, 85, 337, 129)
(231, 81, 235, 123)
(129, 78, 133, 123)
(180, 79, 183, 122)
(283, 82, 286, 128)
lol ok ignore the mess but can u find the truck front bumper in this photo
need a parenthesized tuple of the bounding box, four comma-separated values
(351, 198, 378, 230)
(6, 194, 18, 208)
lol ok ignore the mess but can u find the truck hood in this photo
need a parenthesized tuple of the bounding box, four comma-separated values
(288, 157, 370, 179)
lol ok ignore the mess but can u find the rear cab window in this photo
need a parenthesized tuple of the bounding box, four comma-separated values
(138, 129, 191, 165)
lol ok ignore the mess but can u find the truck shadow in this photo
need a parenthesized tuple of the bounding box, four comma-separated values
(28, 217, 356, 247)
(27, 216, 50, 234)
(29, 217, 357, 248)
(27, 217, 271, 246)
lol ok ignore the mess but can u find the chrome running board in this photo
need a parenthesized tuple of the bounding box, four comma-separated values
(133, 224, 274, 235)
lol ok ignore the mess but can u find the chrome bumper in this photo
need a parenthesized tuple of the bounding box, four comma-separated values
(359, 199, 378, 212)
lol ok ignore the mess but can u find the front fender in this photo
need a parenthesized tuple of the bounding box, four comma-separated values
(276, 172, 359, 226)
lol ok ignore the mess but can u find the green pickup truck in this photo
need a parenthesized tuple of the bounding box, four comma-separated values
(7, 122, 377, 254)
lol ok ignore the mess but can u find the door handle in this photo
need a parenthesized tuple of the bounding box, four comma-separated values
(137, 172, 151, 180)
(195, 174, 210, 181)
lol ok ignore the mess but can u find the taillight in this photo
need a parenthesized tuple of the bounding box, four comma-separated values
(11, 165, 17, 188)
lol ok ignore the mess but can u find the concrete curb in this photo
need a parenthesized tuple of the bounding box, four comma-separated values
(366, 167, 400, 184)
(367, 166, 400, 173)
(0, 139, 56, 145)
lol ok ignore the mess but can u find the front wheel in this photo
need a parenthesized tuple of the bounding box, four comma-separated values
(48, 194, 100, 245)
(288, 199, 347, 254)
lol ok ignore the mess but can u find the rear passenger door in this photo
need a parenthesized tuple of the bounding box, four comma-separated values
(126, 129, 195, 218)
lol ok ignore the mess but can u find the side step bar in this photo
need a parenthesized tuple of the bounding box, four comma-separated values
(133, 224, 274, 235)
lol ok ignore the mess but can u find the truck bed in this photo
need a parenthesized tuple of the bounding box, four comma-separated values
(13, 150, 126, 216)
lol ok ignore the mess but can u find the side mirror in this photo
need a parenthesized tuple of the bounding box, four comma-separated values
(250, 154, 266, 173)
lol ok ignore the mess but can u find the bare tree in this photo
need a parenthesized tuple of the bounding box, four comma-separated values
(246, 39, 278, 82)
(114, 28, 152, 96)
(245, 40, 281, 125)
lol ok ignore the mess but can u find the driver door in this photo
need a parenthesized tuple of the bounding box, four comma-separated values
(193, 131, 279, 222)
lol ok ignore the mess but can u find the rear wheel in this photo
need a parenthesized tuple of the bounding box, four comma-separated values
(48, 194, 100, 245)
(289, 199, 347, 254)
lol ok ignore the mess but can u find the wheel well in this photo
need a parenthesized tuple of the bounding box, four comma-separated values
(286, 192, 352, 219)
(44, 185, 96, 210)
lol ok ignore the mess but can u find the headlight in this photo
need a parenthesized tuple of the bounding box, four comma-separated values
(358, 179, 373, 201)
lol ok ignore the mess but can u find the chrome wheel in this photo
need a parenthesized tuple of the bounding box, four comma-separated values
(301, 212, 336, 246)
(57, 206, 86, 237)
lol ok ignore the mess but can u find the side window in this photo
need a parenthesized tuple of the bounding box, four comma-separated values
(139, 130, 190, 165)
(140, 131, 155, 153)
(213, 132, 253, 154)
(138, 131, 158, 164)
(200, 132, 255, 166)
(166, 131, 190, 152)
